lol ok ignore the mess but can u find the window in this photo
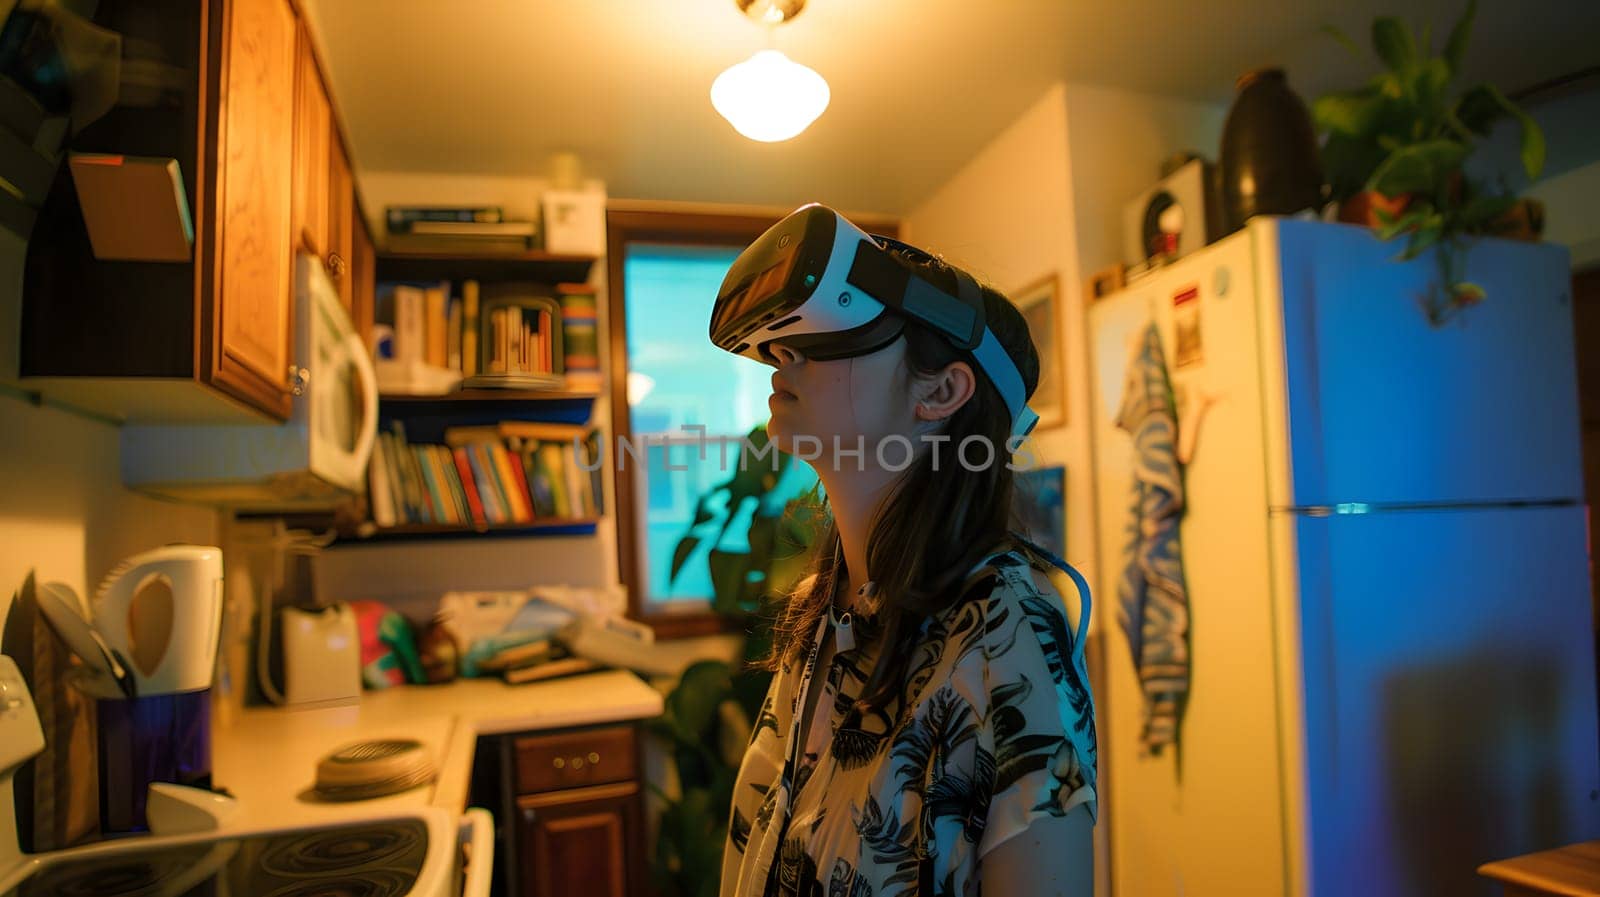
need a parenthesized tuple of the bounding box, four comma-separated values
(605, 208, 896, 636)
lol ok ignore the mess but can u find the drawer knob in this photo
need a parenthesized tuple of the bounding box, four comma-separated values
(552, 757, 564, 769)
(327, 252, 347, 278)
(571, 756, 585, 769)
(588, 752, 600, 764)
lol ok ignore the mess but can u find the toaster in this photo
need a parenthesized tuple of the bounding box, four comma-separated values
(280, 603, 361, 707)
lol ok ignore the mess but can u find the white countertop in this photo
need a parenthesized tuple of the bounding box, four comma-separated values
(212, 669, 663, 827)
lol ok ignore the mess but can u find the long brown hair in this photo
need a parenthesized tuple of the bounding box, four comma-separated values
(757, 248, 1043, 712)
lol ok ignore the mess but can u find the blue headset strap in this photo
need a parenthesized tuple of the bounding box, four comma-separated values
(870, 235, 1038, 439)
(1008, 530, 1092, 660)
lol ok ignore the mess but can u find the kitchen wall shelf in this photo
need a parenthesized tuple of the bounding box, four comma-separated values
(333, 518, 600, 545)
(376, 250, 596, 284)
(382, 387, 601, 402)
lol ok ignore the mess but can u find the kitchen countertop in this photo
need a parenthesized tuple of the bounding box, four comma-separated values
(212, 669, 663, 827)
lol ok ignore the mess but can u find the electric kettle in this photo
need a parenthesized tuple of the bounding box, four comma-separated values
(91, 544, 224, 834)
(93, 544, 224, 696)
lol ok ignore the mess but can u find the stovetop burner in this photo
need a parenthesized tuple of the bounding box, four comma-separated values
(7, 819, 429, 897)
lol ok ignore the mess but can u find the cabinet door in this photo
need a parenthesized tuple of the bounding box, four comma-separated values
(516, 781, 642, 897)
(210, 0, 296, 418)
(291, 22, 330, 258)
(327, 136, 355, 310)
(351, 206, 375, 348)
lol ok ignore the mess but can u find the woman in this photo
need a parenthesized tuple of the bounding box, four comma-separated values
(714, 207, 1098, 897)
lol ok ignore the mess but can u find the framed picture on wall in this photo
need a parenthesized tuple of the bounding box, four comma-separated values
(1012, 273, 1067, 430)
(1015, 464, 1067, 561)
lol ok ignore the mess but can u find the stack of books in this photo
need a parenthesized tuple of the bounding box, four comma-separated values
(367, 421, 605, 530)
(385, 205, 538, 255)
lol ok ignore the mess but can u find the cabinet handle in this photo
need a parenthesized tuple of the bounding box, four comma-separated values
(326, 252, 346, 278)
(288, 365, 310, 396)
(571, 756, 585, 770)
(552, 757, 564, 769)
(588, 752, 600, 764)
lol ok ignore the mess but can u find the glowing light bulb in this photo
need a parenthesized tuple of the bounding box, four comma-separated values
(710, 49, 830, 143)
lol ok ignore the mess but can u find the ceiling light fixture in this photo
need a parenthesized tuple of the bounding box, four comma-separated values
(711, 0, 828, 143)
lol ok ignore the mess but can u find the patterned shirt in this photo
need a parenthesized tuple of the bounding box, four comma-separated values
(721, 543, 1098, 897)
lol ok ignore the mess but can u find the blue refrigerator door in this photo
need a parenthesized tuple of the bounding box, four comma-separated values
(1290, 503, 1600, 897)
(1269, 219, 1582, 506)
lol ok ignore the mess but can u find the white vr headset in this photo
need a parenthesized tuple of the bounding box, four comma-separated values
(709, 203, 1040, 439)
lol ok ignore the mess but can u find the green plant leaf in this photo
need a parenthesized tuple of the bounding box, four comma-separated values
(1375, 207, 1428, 240)
(1444, 0, 1477, 76)
(1400, 218, 1445, 260)
(1321, 23, 1365, 57)
(1372, 17, 1417, 76)
(1313, 88, 1384, 136)
(1367, 139, 1468, 196)
(1454, 84, 1505, 135)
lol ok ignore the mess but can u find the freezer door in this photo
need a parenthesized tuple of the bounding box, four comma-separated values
(1290, 504, 1600, 897)
(1268, 219, 1582, 506)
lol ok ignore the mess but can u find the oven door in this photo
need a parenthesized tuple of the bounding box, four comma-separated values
(456, 808, 495, 897)
(299, 252, 379, 493)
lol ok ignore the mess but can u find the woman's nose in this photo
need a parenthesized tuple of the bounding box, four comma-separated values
(767, 341, 803, 366)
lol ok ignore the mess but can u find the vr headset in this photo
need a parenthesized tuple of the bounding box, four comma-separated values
(709, 203, 1040, 439)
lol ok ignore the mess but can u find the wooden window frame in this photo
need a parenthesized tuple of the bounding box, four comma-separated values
(605, 204, 897, 639)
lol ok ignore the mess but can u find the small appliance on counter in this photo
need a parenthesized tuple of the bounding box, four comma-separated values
(0, 655, 495, 897)
(280, 602, 362, 707)
(90, 544, 223, 835)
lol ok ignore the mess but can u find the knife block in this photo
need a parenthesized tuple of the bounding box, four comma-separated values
(96, 689, 211, 835)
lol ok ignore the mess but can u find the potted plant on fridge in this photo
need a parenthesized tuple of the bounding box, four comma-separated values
(1311, 0, 1548, 325)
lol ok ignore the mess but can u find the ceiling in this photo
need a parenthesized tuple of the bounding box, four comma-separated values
(303, 0, 1600, 216)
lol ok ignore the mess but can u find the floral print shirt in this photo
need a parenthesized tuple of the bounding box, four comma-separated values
(721, 543, 1098, 897)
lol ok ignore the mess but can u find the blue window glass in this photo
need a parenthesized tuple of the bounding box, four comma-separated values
(623, 244, 819, 607)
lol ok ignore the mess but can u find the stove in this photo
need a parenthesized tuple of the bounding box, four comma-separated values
(0, 657, 492, 897)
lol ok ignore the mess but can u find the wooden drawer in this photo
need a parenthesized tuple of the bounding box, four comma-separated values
(514, 725, 636, 794)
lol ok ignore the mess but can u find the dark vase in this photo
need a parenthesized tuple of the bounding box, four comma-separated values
(1219, 68, 1324, 233)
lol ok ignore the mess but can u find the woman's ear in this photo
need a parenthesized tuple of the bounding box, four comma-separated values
(914, 361, 977, 421)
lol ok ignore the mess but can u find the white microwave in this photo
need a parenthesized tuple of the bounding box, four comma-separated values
(121, 252, 379, 508)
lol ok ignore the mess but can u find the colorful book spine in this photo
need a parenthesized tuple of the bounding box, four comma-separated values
(466, 443, 506, 524)
(558, 285, 599, 376)
(386, 206, 503, 231)
(488, 442, 531, 522)
(462, 281, 480, 376)
(452, 447, 488, 527)
(434, 445, 468, 524)
(539, 442, 572, 518)
(522, 445, 557, 518)
(506, 449, 538, 520)
(414, 445, 446, 524)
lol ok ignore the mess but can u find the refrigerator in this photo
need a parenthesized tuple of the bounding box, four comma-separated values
(1087, 217, 1600, 897)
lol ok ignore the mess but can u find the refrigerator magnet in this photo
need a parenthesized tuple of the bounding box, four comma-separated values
(1173, 284, 1203, 367)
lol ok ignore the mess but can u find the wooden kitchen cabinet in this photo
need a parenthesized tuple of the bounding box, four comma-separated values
(351, 204, 376, 348)
(291, 21, 331, 261)
(327, 136, 355, 310)
(209, 0, 298, 419)
(19, 0, 367, 424)
(474, 722, 646, 897)
(516, 781, 642, 897)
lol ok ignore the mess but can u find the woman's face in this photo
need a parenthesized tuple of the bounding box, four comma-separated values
(764, 337, 923, 464)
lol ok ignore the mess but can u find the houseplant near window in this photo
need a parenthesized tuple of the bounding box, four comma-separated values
(1312, 0, 1547, 325)
(649, 425, 824, 897)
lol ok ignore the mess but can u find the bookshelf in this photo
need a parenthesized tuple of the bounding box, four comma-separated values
(330, 518, 601, 546)
(359, 237, 608, 543)
(375, 249, 596, 284)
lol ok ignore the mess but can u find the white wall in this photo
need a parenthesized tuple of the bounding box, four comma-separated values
(905, 79, 1227, 897)
(904, 81, 1227, 597)
(1527, 160, 1600, 271)
(0, 239, 221, 635)
(903, 83, 1091, 580)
